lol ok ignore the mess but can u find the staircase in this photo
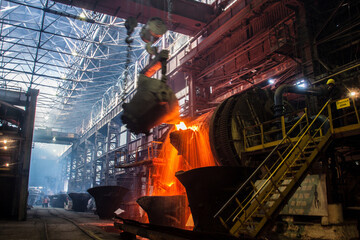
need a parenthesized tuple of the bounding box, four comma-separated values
(214, 100, 333, 238)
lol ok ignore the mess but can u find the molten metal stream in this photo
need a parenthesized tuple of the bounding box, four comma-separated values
(152, 112, 218, 196)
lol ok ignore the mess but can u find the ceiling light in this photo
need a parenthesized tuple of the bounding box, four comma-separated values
(79, 12, 86, 19)
(350, 91, 356, 97)
(3, 140, 7, 144)
(268, 78, 275, 84)
(295, 79, 307, 88)
(5, 163, 9, 167)
(4, 146, 7, 150)
(72, 51, 78, 56)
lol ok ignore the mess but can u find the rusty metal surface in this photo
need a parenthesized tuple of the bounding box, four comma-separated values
(49, 194, 68, 208)
(114, 216, 245, 240)
(136, 195, 189, 229)
(121, 74, 179, 134)
(175, 166, 255, 233)
(209, 88, 274, 166)
(68, 193, 91, 212)
(87, 186, 129, 219)
(51, 0, 214, 36)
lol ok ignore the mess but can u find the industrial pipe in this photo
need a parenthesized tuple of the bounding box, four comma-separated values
(274, 84, 325, 117)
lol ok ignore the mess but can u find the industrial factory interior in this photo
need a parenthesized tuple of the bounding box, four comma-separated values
(1, 0, 360, 239)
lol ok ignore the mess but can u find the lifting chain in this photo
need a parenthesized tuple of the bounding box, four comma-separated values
(122, 17, 138, 101)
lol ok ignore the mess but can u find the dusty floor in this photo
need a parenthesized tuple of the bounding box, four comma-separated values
(0, 207, 123, 240)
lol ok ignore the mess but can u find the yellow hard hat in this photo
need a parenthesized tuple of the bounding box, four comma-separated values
(326, 79, 335, 85)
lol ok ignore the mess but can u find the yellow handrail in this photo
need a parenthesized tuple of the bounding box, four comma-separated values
(244, 109, 309, 150)
(214, 106, 312, 219)
(236, 100, 331, 219)
(215, 97, 360, 238)
(215, 99, 331, 223)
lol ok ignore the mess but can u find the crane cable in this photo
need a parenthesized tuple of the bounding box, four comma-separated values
(122, 17, 138, 102)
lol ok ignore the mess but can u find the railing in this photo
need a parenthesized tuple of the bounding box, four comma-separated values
(328, 96, 360, 132)
(215, 96, 360, 237)
(114, 141, 163, 168)
(243, 109, 309, 151)
(243, 96, 360, 151)
(215, 101, 327, 210)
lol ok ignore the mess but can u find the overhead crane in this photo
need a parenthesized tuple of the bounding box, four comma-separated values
(50, 0, 360, 239)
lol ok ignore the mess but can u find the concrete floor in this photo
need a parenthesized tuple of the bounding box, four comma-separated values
(0, 207, 123, 240)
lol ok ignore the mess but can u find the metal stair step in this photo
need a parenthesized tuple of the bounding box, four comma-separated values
(291, 163, 304, 168)
(278, 182, 290, 187)
(216, 102, 332, 238)
(285, 172, 297, 177)
(303, 152, 313, 156)
(252, 213, 266, 218)
(294, 158, 307, 162)
(243, 220, 261, 226)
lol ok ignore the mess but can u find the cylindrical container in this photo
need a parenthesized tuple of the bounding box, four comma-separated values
(176, 166, 255, 233)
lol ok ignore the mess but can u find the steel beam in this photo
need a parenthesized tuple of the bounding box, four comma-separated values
(0, 88, 28, 106)
(16, 88, 39, 220)
(33, 128, 79, 145)
(52, 0, 215, 36)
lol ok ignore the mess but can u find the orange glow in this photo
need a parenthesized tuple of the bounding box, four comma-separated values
(144, 62, 162, 77)
(188, 125, 198, 131)
(175, 122, 187, 130)
(151, 112, 218, 196)
(175, 121, 199, 131)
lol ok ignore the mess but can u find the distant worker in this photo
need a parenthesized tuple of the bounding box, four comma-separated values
(326, 79, 344, 127)
(44, 196, 49, 208)
(326, 79, 342, 100)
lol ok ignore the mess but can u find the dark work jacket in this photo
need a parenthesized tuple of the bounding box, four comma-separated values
(327, 85, 342, 100)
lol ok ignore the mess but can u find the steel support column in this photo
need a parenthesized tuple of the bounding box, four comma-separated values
(187, 73, 195, 118)
(84, 140, 94, 190)
(93, 131, 106, 186)
(16, 88, 39, 220)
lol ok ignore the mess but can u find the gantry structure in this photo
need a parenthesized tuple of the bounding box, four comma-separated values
(0, 0, 144, 133)
(2, 0, 360, 195)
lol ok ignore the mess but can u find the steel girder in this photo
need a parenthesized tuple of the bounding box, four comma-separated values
(0, 0, 144, 131)
(51, 0, 215, 36)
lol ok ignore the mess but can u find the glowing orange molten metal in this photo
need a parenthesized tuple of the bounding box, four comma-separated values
(152, 112, 218, 196)
(175, 122, 187, 130)
(175, 121, 199, 131)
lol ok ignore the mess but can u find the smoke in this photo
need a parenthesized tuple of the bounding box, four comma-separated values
(29, 143, 70, 194)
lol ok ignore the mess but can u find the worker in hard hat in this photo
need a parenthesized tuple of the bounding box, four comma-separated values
(326, 78, 341, 100)
(325, 79, 345, 127)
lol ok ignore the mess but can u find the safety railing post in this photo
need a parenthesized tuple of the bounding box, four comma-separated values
(327, 103, 334, 133)
(243, 129, 247, 149)
(352, 97, 360, 124)
(147, 144, 151, 160)
(281, 116, 286, 139)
